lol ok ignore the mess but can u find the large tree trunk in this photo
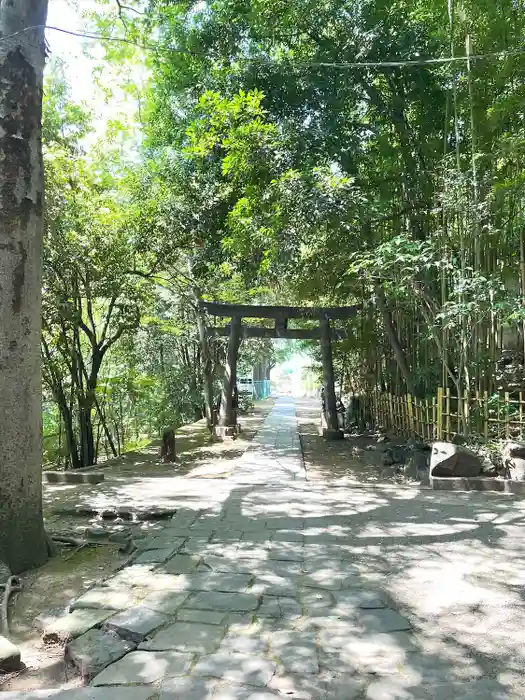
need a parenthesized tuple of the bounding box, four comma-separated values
(0, 0, 50, 573)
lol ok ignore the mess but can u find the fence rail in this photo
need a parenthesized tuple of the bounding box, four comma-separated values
(368, 388, 525, 442)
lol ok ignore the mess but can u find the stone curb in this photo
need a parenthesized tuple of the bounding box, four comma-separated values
(44, 472, 104, 485)
(431, 476, 525, 495)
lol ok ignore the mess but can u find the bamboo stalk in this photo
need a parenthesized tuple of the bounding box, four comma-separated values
(437, 387, 444, 440)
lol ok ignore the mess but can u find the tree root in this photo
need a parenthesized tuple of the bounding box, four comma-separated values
(49, 532, 136, 554)
(0, 575, 22, 636)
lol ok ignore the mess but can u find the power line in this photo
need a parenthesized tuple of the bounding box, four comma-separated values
(4, 24, 525, 69)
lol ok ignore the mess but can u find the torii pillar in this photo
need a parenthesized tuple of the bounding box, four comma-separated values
(215, 315, 242, 438)
(320, 316, 344, 440)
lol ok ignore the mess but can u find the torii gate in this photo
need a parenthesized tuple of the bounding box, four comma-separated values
(200, 301, 357, 440)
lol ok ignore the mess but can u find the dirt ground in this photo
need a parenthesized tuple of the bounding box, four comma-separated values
(295, 397, 412, 485)
(1, 399, 274, 693)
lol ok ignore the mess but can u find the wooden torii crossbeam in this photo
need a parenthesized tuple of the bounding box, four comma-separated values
(200, 301, 357, 439)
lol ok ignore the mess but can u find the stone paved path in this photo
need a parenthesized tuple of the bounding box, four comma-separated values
(7, 398, 525, 699)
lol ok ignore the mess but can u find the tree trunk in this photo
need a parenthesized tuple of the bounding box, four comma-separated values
(219, 315, 242, 427)
(0, 0, 50, 574)
(319, 316, 342, 436)
(187, 257, 215, 428)
(375, 285, 417, 396)
(55, 394, 81, 470)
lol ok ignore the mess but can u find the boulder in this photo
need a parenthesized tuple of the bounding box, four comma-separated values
(503, 442, 525, 481)
(430, 442, 483, 478)
(403, 452, 429, 481)
(0, 635, 21, 672)
(503, 441, 525, 460)
(380, 450, 394, 466)
(390, 445, 409, 464)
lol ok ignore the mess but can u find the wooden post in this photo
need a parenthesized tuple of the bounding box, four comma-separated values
(320, 316, 343, 440)
(216, 315, 242, 438)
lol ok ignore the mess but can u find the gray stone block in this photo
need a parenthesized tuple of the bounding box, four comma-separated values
(0, 635, 21, 672)
(65, 628, 135, 681)
(140, 621, 225, 653)
(91, 650, 193, 686)
(103, 605, 171, 643)
(42, 609, 113, 644)
(193, 651, 276, 687)
(186, 591, 259, 612)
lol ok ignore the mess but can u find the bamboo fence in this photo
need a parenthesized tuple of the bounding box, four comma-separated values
(369, 388, 525, 442)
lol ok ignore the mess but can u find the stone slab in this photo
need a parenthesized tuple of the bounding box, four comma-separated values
(65, 628, 135, 681)
(133, 548, 176, 565)
(266, 629, 318, 674)
(162, 554, 201, 574)
(186, 591, 259, 612)
(177, 608, 227, 625)
(299, 589, 334, 615)
(257, 596, 302, 620)
(140, 621, 225, 653)
(91, 650, 193, 686)
(320, 625, 416, 675)
(0, 635, 21, 672)
(42, 609, 113, 644)
(103, 605, 171, 643)
(0, 690, 158, 700)
(159, 677, 218, 700)
(69, 587, 141, 612)
(137, 536, 186, 552)
(185, 572, 254, 593)
(252, 571, 298, 597)
(141, 590, 189, 615)
(356, 608, 412, 634)
(332, 589, 388, 617)
(193, 652, 276, 687)
(102, 564, 154, 589)
(214, 683, 282, 700)
(220, 623, 268, 655)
